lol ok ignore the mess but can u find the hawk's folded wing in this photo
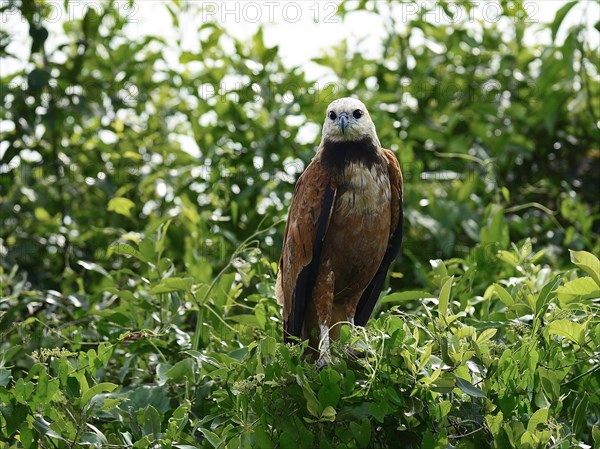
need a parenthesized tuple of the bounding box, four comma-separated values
(277, 159, 337, 342)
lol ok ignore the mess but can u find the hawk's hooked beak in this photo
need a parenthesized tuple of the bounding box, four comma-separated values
(338, 112, 349, 134)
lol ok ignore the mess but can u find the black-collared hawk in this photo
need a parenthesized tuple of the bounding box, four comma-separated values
(276, 97, 404, 366)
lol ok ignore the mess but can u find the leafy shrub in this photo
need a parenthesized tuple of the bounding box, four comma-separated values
(1, 1, 599, 448)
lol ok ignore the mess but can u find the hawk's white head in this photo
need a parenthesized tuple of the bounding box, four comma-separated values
(321, 97, 380, 146)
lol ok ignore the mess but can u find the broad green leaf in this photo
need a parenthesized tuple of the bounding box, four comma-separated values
(485, 412, 504, 437)
(200, 427, 223, 448)
(569, 250, 600, 287)
(432, 401, 452, 420)
(555, 277, 600, 306)
(537, 367, 560, 402)
(108, 197, 135, 217)
(455, 375, 486, 398)
(80, 383, 118, 407)
(546, 319, 585, 346)
(476, 328, 497, 344)
(0, 368, 11, 387)
(2, 401, 28, 435)
(106, 243, 147, 262)
(349, 419, 371, 449)
(369, 400, 389, 423)
(454, 326, 476, 340)
(318, 381, 341, 409)
(150, 277, 194, 294)
(161, 358, 196, 383)
(527, 407, 548, 432)
(493, 283, 514, 307)
(431, 375, 456, 394)
(143, 405, 162, 438)
(33, 416, 67, 442)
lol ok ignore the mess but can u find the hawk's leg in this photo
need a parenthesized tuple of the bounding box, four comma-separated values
(313, 264, 335, 368)
(317, 324, 332, 368)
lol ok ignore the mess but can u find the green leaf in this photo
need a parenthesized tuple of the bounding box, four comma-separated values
(485, 412, 504, 437)
(1, 401, 28, 435)
(200, 427, 223, 448)
(349, 419, 371, 448)
(143, 405, 162, 438)
(546, 319, 585, 346)
(438, 276, 454, 319)
(569, 249, 600, 287)
(106, 243, 148, 262)
(150, 277, 194, 294)
(480, 208, 508, 248)
(369, 400, 389, 423)
(432, 400, 452, 420)
(108, 197, 135, 217)
(555, 277, 599, 306)
(320, 406, 337, 422)
(572, 394, 588, 438)
(476, 328, 497, 344)
(527, 407, 548, 432)
(381, 290, 434, 303)
(33, 416, 68, 442)
(493, 283, 515, 307)
(318, 380, 341, 409)
(80, 382, 118, 408)
(535, 274, 562, 315)
(418, 344, 433, 371)
(455, 375, 487, 398)
(161, 358, 196, 383)
(537, 367, 560, 402)
(280, 430, 297, 449)
(297, 375, 321, 418)
(0, 368, 11, 387)
(551, 1, 577, 41)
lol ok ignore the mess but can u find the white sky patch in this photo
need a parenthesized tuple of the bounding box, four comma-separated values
(172, 134, 202, 158)
(295, 122, 321, 146)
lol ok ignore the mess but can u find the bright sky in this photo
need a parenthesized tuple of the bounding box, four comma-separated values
(2, 0, 599, 80)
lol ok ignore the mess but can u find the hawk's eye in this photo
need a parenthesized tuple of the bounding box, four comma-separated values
(328, 111, 337, 120)
(353, 109, 363, 119)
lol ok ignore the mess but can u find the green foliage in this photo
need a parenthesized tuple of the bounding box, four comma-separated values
(1, 0, 599, 448)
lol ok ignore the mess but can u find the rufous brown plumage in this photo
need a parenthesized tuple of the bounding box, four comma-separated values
(276, 97, 403, 366)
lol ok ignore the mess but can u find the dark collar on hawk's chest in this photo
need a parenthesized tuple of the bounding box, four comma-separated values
(320, 137, 381, 171)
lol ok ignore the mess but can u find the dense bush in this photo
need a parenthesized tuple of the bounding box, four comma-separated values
(1, 1, 599, 448)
